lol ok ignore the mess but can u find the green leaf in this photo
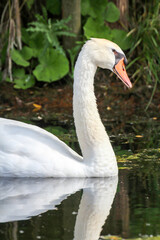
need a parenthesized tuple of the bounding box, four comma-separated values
(6, 77, 12, 83)
(111, 29, 133, 50)
(13, 68, 25, 78)
(105, 2, 120, 23)
(22, 29, 44, 55)
(46, 0, 61, 15)
(26, 0, 34, 9)
(21, 46, 34, 60)
(33, 48, 69, 82)
(45, 126, 67, 136)
(81, 0, 108, 19)
(84, 17, 111, 39)
(11, 49, 30, 67)
(13, 68, 35, 89)
(0, 71, 2, 82)
(21, 28, 30, 44)
(14, 74, 35, 89)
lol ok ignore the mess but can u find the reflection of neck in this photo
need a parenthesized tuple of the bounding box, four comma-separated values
(74, 177, 118, 240)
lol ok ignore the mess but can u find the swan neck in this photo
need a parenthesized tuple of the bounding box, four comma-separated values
(73, 48, 115, 167)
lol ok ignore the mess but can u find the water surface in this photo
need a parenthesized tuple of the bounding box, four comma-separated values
(0, 114, 160, 240)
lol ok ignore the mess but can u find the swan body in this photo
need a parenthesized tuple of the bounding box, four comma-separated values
(0, 38, 132, 177)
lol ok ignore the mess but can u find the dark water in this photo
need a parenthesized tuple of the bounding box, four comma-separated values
(0, 116, 160, 240)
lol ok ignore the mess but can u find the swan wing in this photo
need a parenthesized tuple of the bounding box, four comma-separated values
(0, 118, 83, 177)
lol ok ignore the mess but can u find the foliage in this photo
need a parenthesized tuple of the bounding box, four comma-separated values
(46, 0, 61, 15)
(128, 0, 160, 109)
(0, 0, 134, 89)
(9, 12, 74, 88)
(27, 14, 75, 55)
(82, 0, 132, 50)
(33, 48, 69, 82)
(11, 48, 30, 67)
(117, 148, 160, 170)
(1, 0, 159, 94)
(13, 69, 35, 89)
(67, 44, 82, 76)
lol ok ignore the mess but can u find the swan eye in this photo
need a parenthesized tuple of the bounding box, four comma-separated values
(112, 49, 118, 55)
(112, 49, 127, 66)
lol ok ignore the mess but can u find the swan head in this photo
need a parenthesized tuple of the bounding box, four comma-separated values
(85, 38, 132, 88)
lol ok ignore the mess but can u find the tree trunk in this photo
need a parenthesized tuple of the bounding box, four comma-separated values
(116, 0, 129, 29)
(62, 0, 81, 50)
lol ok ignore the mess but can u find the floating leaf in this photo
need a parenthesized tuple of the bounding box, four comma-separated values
(104, 2, 120, 23)
(33, 48, 69, 82)
(102, 236, 160, 240)
(33, 103, 42, 112)
(101, 235, 122, 240)
(107, 106, 111, 111)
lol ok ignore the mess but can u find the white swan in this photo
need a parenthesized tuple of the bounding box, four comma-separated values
(0, 38, 132, 177)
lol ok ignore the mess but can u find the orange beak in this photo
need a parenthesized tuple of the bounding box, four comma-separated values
(113, 58, 132, 88)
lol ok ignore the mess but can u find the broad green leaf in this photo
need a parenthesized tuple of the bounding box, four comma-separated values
(22, 29, 44, 55)
(21, 46, 34, 60)
(84, 17, 111, 39)
(111, 29, 133, 50)
(11, 49, 30, 67)
(46, 0, 61, 15)
(105, 2, 120, 23)
(81, 0, 108, 19)
(12, 68, 35, 89)
(33, 48, 69, 82)
(13, 68, 25, 78)
(14, 75, 35, 89)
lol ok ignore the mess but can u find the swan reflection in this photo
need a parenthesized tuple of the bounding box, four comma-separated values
(0, 177, 118, 240)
